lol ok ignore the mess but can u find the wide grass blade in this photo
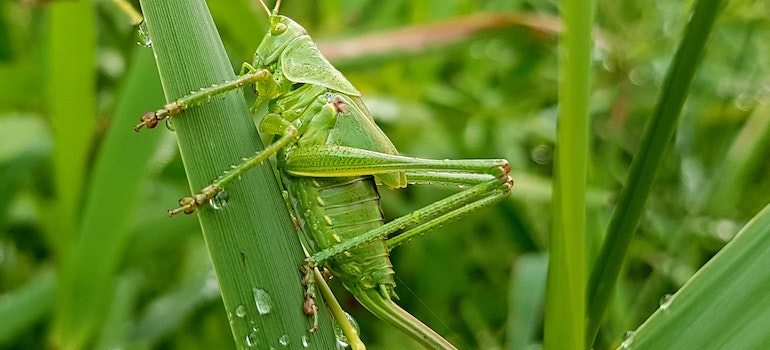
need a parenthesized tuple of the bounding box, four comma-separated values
(586, 0, 725, 344)
(137, 0, 337, 348)
(625, 203, 770, 349)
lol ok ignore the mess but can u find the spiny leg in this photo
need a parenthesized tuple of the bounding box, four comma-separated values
(134, 65, 270, 131)
(386, 183, 509, 249)
(283, 145, 509, 180)
(308, 175, 510, 265)
(169, 90, 345, 215)
(281, 145, 512, 265)
(169, 115, 298, 215)
(298, 232, 365, 348)
(313, 267, 366, 349)
(300, 265, 319, 333)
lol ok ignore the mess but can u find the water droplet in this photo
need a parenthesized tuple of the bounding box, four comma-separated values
(531, 144, 553, 165)
(209, 190, 229, 210)
(253, 288, 273, 315)
(659, 294, 673, 310)
(278, 334, 290, 346)
(136, 20, 152, 47)
(734, 92, 755, 111)
(333, 311, 359, 348)
(165, 118, 175, 131)
(301, 335, 310, 347)
(245, 330, 260, 347)
(235, 305, 247, 318)
(621, 330, 635, 348)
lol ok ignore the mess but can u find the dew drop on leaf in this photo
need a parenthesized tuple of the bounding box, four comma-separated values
(164, 118, 175, 132)
(235, 304, 247, 318)
(659, 293, 673, 310)
(136, 20, 152, 47)
(209, 190, 229, 210)
(278, 334, 289, 346)
(245, 330, 260, 348)
(333, 311, 359, 348)
(253, 288, 272, 315)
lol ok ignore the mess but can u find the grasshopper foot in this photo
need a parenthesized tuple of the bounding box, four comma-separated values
(134, 101, 183, 132)
(300, 265, 319, 334)
(168, 184, 222, 216)
(499, 160, 514, 193)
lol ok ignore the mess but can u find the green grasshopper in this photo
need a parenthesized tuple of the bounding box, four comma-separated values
(136, 1, 512, 348)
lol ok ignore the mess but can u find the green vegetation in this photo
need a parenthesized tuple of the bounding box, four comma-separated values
(0, 0, 768, 349)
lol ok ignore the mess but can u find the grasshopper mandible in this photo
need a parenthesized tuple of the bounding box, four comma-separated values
(136, 1, 512, 348)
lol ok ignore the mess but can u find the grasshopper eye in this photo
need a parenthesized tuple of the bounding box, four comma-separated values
(272, 22, 288, 35)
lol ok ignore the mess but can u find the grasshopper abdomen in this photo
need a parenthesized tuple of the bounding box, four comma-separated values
(285, 175, 397, 298)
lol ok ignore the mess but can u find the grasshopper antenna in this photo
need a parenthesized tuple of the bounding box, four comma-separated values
(257, 0, 271, 17)
(272, 0, 282, 14)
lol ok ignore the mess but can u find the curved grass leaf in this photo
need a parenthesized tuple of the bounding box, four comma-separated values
(625, 203, 770, 349)
(586, 0, 724, 344)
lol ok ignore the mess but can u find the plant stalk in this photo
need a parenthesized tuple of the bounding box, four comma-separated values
(137, 0, 337, 348)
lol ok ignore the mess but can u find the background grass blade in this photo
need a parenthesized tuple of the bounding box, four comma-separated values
(45, 0, 95, 254)
(508, 253, 548, 350)
(0, 270, 55, 345)
(136, 0, 337, 348)
(543, 0, 594, 347)
(53, 46, 166, 349)
(586, 0, 724, 344)
(626, 203, 770, 349)
(706, 103, 770, 214)
(1, 0, 767, 348)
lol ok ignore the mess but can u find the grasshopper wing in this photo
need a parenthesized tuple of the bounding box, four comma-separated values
(327, 96, 407, 188)
(281, 36, 360, 97)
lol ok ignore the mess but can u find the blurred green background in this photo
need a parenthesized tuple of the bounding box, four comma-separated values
(1, 0, 768, 349)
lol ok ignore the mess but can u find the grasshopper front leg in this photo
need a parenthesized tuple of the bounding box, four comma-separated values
(134, 64, 271, 131)
(165, 85, 341, 215)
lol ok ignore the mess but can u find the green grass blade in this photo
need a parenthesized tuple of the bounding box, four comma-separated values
(706, 103, 770, 214)
(46, 0, 96, 254)
(136, 1, 337, 348)
(93, 274, 142, 350)
(543, 0, 594, 347)
(508, 253, 548, 350)
(625, 203, 770, 349)
(586, 0, 725, 344)
(53, 48, 166, 349)
(0, 271, 55, 345)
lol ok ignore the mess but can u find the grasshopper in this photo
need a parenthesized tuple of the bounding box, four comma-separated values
(136, 1, 512, 348)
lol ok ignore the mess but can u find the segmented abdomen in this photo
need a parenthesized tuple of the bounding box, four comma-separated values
(285, 175, 397, 297)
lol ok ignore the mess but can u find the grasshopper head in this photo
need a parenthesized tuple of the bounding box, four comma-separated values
(253, 14, 308, 66)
